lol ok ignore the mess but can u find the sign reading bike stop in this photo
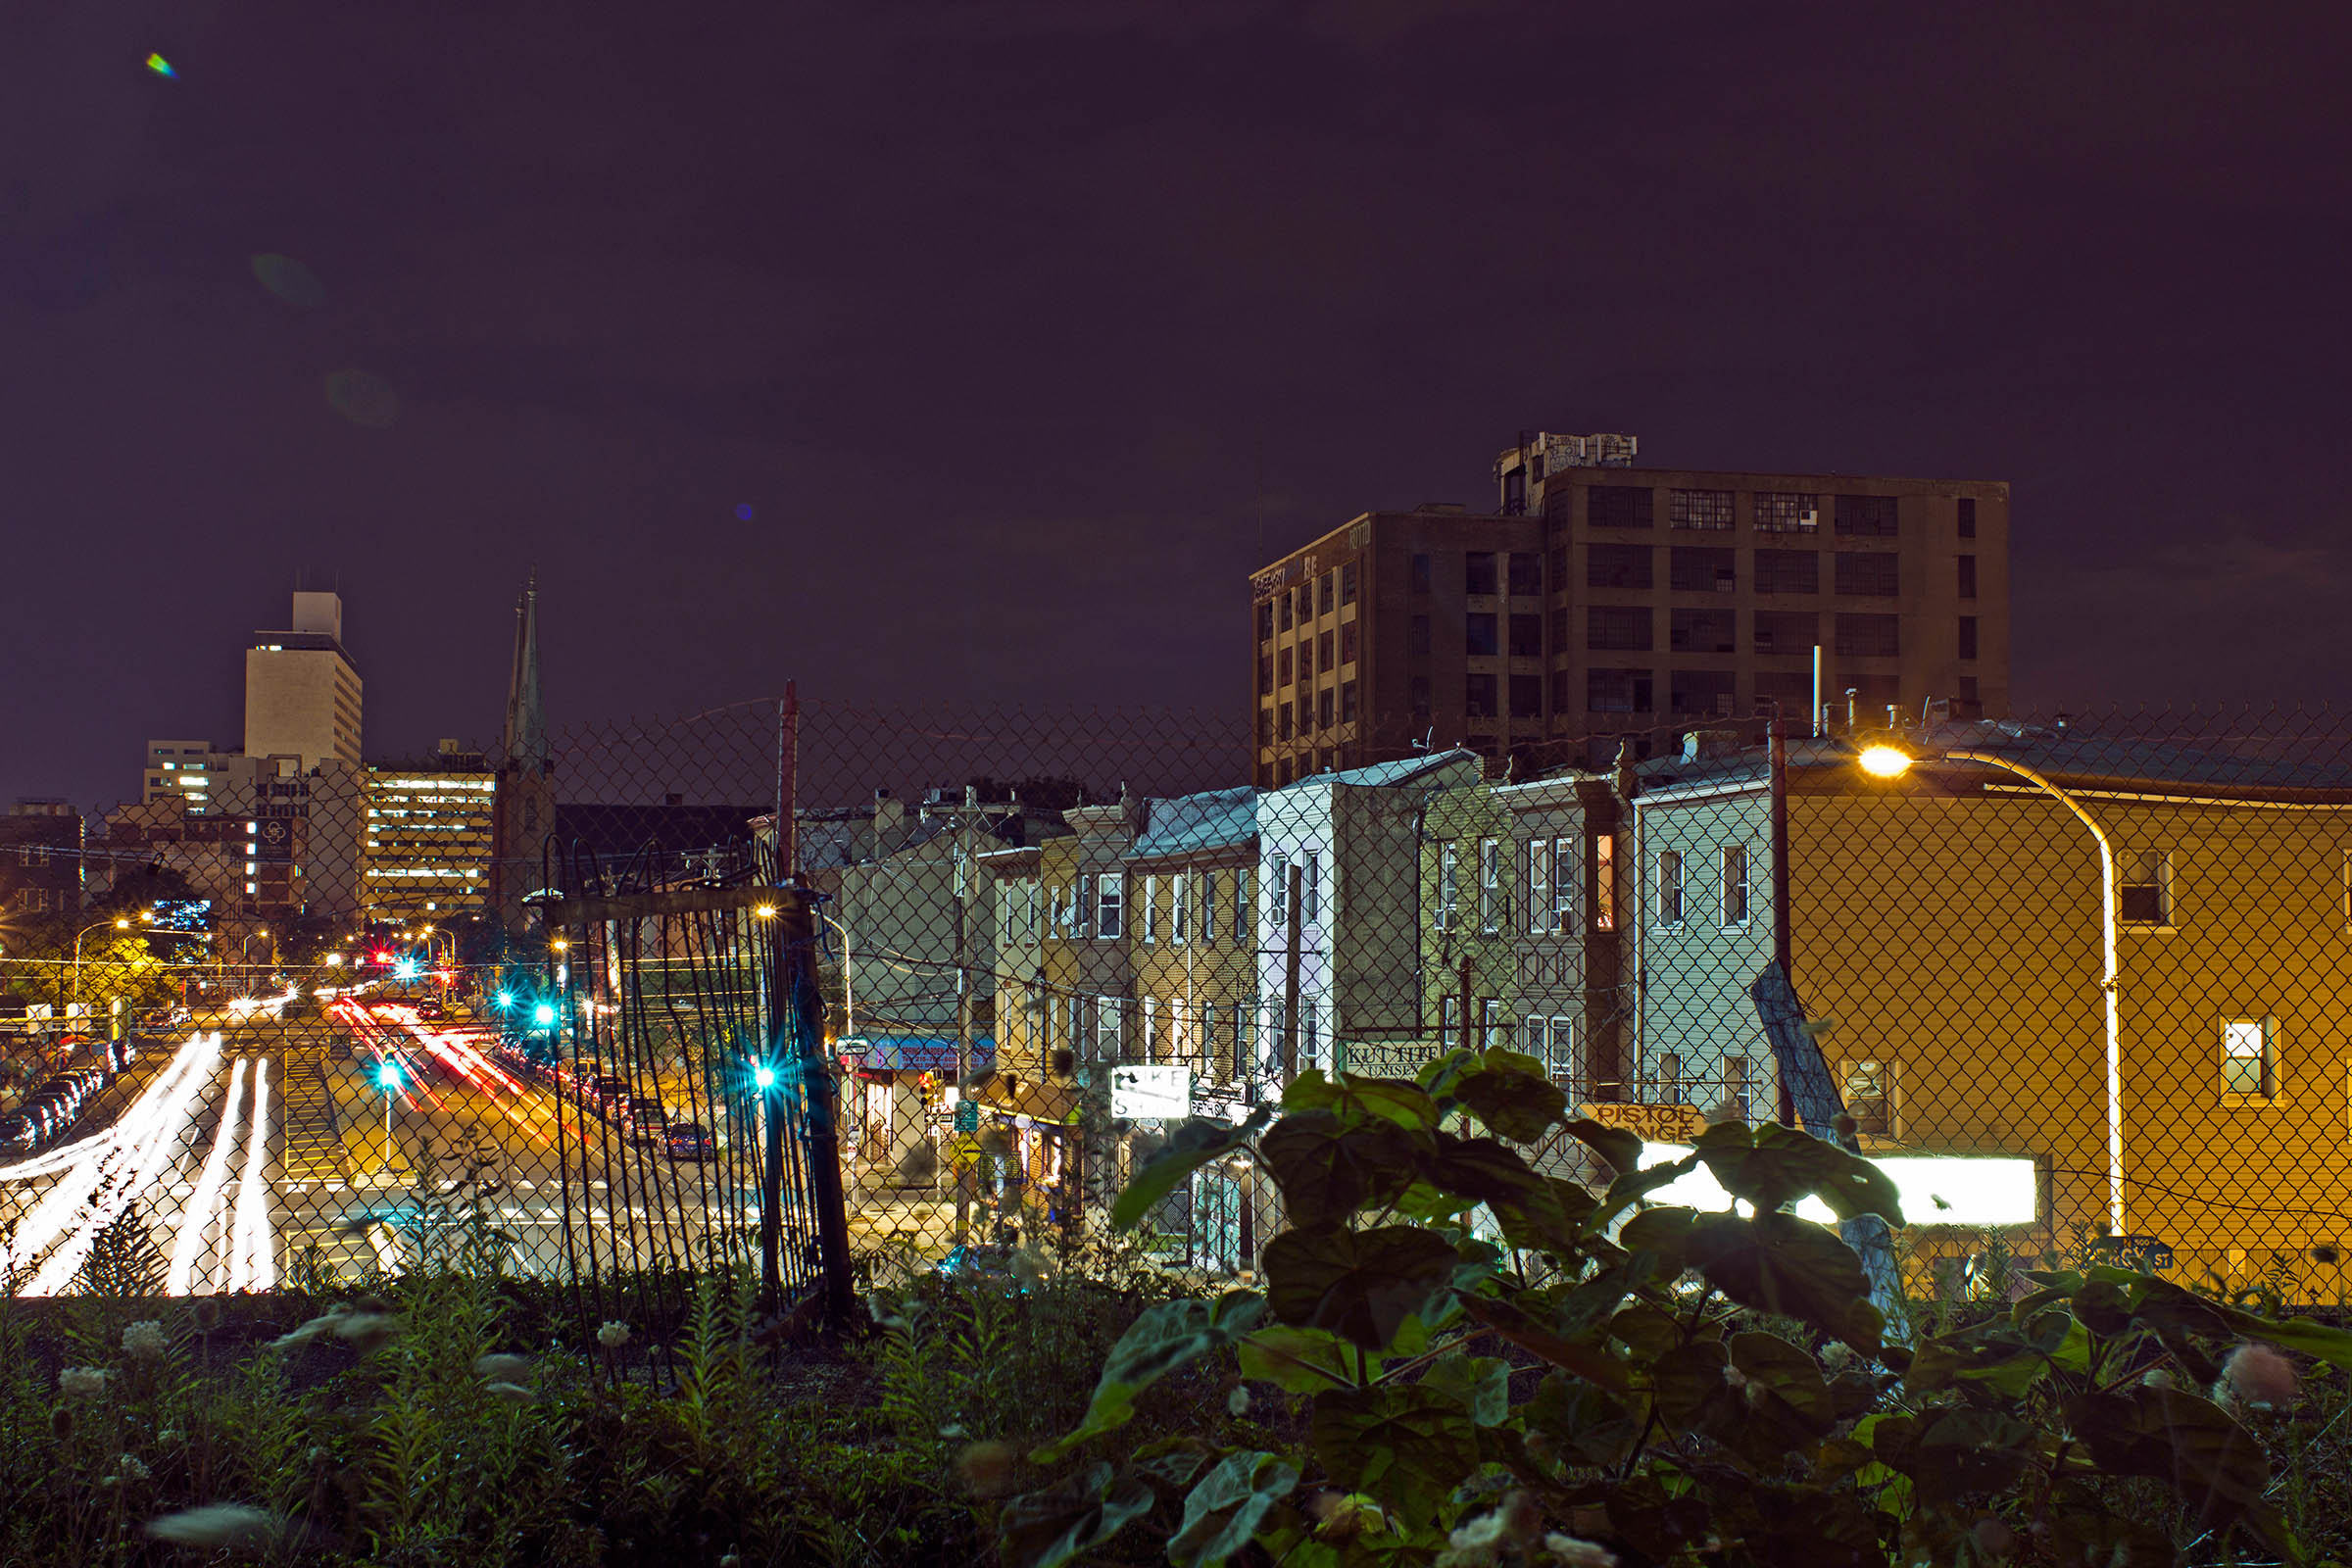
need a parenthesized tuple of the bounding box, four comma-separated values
(1111, 1064, 1193, 1120)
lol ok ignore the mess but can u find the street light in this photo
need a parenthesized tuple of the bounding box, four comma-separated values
(377, 1059, 402, 1174)
(1858, 741, 2124, 1236)
(70, 916, 135, 1007)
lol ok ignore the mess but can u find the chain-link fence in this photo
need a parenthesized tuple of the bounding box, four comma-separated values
(6, 701, 2352, 1322)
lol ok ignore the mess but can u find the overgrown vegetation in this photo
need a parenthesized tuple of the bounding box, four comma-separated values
(999, 1047, 2352, 1567)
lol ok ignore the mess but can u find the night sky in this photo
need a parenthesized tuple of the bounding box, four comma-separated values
(8, 2, 2352, 813)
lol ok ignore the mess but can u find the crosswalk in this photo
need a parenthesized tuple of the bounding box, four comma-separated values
(276, 1051, 343, 1184)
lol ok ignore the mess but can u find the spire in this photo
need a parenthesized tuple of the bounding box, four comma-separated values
(502, 573, 545, 771)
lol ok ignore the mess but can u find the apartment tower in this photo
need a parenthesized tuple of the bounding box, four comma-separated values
(1250, 433, 2007, 785)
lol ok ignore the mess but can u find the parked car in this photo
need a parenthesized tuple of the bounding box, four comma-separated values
(626, 1102, 669, 1145)
(416, 999, 446, 1022)
(107, 1039, 138, 1070)
(0, 1113, 35, 1155)
(663, 1121, 715, 1161)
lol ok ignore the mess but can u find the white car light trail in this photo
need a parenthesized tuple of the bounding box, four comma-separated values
(167, 1057, 249, 1296)
(228, 1057, 274, 1292)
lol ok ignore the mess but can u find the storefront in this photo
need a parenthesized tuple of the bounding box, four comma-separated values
(836, 1035, 994, 1175)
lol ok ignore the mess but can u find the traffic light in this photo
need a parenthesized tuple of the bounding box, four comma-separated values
(376, 1061, 401, 1091)
(531, 1002, 557, 1029)
(495, 991, 514, 1009)
(393, 957, 420, 981)
(752, 1062, 777, 1091)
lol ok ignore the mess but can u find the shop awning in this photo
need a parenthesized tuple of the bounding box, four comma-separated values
(838, 1035, 995, 1074)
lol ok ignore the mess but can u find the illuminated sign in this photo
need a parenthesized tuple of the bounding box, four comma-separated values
(1111, 1064, 1193, 1120)
(1636, 1142, 2039, 1228)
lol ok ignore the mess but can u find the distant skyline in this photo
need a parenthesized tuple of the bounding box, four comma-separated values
(9, 2, 2352, 812)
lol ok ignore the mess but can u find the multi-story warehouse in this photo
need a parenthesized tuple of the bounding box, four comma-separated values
(1250, 432, 2007, 783)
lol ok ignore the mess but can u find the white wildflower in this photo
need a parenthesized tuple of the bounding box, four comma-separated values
(482, 1381, 537, 1405)
(143, 1504, 281, 1549)
(597, 1320, 630, 1349)
(2141, 1369, 2177, 1390)
(122, 1320, 169, 1362)
(116, 1453, 151, 1484)
(937, 1422, 967, 1440)
(335, 1312, 399, 1353)
(1545, 1536, 1619, 1568)
(2223, 1344, 2298, 1410)
(1227, 1386, 1250, 1417)
(472, 1352, 531, 1382)
(1449, 1510, 1510, 1551)
(59, 1366, 112, 1400)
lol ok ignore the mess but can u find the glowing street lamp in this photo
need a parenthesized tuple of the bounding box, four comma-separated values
(1857, 740, 2124, 1235)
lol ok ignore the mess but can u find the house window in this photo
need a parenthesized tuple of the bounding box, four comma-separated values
(1669, 489, 1735, 530)
(1526, 839, 1553, 932)
(1753, 492, 1820, 533)
(998, 885, 1016, 947)
(1508, 613, 1543, 658)
(1279, 592, 1294, 631)
(1269, 854, 1290, 926)
(1835, 613, 1900, 659)
(1843, 1059, 1893, 1135)
(1588, 485, 1653, 528)
(1464, 552, 1498, 596)
(1753, 550, 1820, 595)
(1408, 614, 1432, 658)
(1592, 834, 1616, 931)
(1410, 553, 1432, 594)
(1669, 546, 1737, 593)
(1026, 883, 1041, 942)
(1171, 873, 1189, 944)
(1544, 1017, 1578, 1087)
(1200, 871, 1218, 944)
(1507, 552, 1544, 595)
(1436, 842, 1458, 931)
(1341, 621, 1359, 663)
(1958, 555, 1978, 598)
(1508, 674, 1541, 719)
(1722, 1055, 1752, 1121)
(1587, 668, 1653, 713)
(1234, 868, 1250, 944)
(1835, 551, 1900, 597)
(1466, 674, 1499, 718)
(1959, 616, 1979, 660)
(2120, 849, 2172, 926)
(1588, 544, 1653, 590)
(1657, 850, 1684, 926)
(1278, 703, 1294, 741)
(2221, 1018, 2276, 1100)
(1340, 561, 1358, 605)
(1552, 838, 1576, 929)
(1720, 844, 1750, 926)
(1256, 601, 1275, 642)
(1588, 606, 1653, 651)
(1478, 838, 1501, 933)
(1957, 497, 1977, 538)
(1466, 612, 1499, 657)
(1097, 872, 1124, 939)
(1141, 997, 1159, 1061)
(1317, 688, 1335, 729)
(1654, 1051, 1684, 1103)
(1099, 998, 1124, 1060)
(1141, 873, 1159, 943)
(1479, 998, 1500, 1050)
(1833, 494, 1899, 536)
(1441, 995, 1462, 1049)
(1077, 874, 1097, 937)
(1302, 851, 1321, 923)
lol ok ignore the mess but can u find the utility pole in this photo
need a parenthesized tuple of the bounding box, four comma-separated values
(1278, 861, 1303, 1079)
(918, 785, 1020, 1250)
(1768, 707, 1796, 1128)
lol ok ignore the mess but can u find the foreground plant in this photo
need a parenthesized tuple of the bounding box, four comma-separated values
(1002, 1046, 2352, 1567)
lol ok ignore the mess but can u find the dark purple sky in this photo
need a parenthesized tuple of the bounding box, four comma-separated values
(8, 2, 2352, 813)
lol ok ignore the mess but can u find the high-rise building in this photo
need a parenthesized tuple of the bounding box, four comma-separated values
(364, 742, 497, 923)
(138, 740, 230, 815)
(245, 590, 363, 768)
(1248, 433, 2008, 785)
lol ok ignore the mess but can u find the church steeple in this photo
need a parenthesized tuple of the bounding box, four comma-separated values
(502, 572, 545, 773)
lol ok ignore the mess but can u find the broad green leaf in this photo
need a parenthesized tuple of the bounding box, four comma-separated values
(1168, 1450, 1299, 1568)
(1033, 1292, 1264, 1461)
(1413, 1132, 1544, 1208)
(1623, 1208, 1882, 1351)
(1110, 1108, 1272, 1232)
(1909, 1406, 2037, 1503)
(1258, 1112, 1418, 1228)
(2066, 1386, 2282, 1546)
(998, 1462, 1154, 1568)
(1237, 1324, 1361, 1394)
(1591, 1152, 1700, 1227)
(1418, 1353, 1511, 1426)
(1728, 1330, 1835, 1431)
(1487, 1175, 1601, 1256)
(1263, 1224, 1459, 1351)
(1456, 1293, 1629, 1392)
(1649, 1339, 1732, 1431)
(1451, 1050, 1569, 1143)
(1310, 1385, 1482, 1529)
(1559, 1116, 1642, 1177)
(1342, 1076, 1445, 1130)
(1282, 1069, 1341, 1110)
(1692, 1121, 1904, 1224)
(1525, 1371, 1640, 1468)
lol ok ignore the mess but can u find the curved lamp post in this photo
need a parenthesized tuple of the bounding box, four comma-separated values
(71, 915, 140, 1006)
(1857, 743, 2123, 1237)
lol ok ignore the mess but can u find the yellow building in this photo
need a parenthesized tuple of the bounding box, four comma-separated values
(1634, 725, 2352, 1297)
(363, 744, 496, 923)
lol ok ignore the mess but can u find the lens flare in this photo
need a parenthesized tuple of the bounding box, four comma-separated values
(145, 53, 174, 76)
(249, 253, 326, 311)
(324, 368, 401, 429)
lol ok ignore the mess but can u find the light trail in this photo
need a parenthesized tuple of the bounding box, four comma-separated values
(166, 1056, 249, 1295)
(228, 1057, 273, 1292)
(0, 1034, 218, 1182)
(15, 1036, 222, 1294)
